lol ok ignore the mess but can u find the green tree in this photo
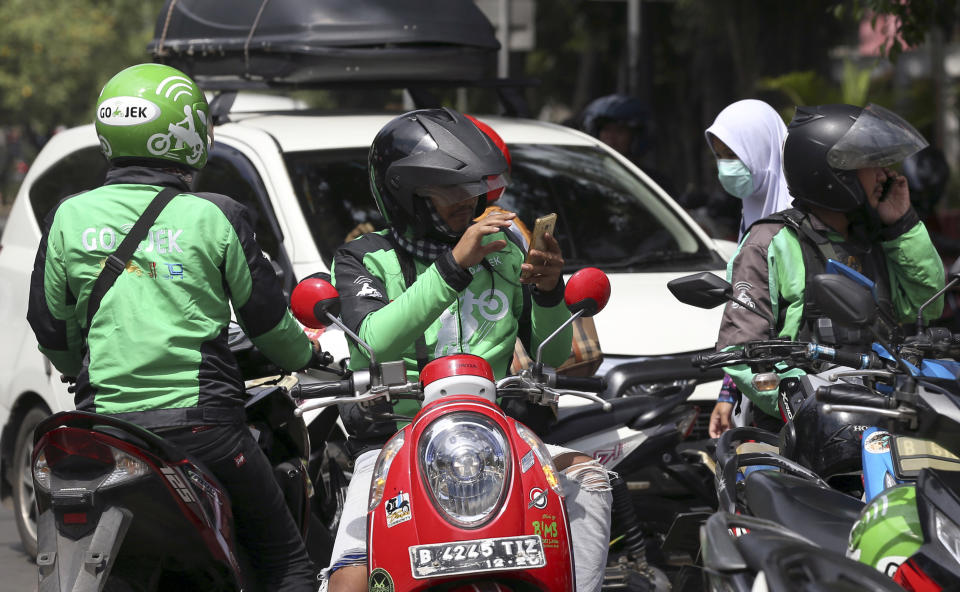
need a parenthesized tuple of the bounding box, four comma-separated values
(0, 0, 164, 144)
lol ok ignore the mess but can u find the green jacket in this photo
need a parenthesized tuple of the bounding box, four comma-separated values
(331, 230, 572, 394)
(28, 166, 312, 428)
(717, 209, 945, 416)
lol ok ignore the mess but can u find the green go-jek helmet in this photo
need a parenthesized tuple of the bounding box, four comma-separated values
(847, 484, 922, 577)
(95, 63, 210, 169)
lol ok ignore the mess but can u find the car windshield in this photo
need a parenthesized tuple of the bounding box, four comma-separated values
(285, 143, 723, 272)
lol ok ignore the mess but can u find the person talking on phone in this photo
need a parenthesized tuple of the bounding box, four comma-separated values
(716, 103, 945, 420)
(323, 108, 612, 592)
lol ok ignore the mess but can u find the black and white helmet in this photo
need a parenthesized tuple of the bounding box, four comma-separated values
(368, 107, 508, 239)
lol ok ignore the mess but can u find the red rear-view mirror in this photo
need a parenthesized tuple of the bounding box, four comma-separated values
(291, 278, 341, 329)
(564, 267, 610, 317)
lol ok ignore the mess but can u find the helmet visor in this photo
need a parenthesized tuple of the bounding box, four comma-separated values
(826, 103, 928, 170)
(417, 173, 509, 207)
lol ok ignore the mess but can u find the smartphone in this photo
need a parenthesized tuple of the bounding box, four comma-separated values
(524, 213, 557, 265)
(879, 176, 896, 202)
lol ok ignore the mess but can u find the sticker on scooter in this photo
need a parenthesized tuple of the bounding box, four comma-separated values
(160, 467, 197, 503)
(385, 491, 411, 527)
(533, 516, 560, 548)
(521, 450, 535, 473)
(864, 431, 891, 454)
(409, 534, 546, 579)
(528, 487, 548, 509)
(368, 567, 394, 592)
(592, 442, 623, 465)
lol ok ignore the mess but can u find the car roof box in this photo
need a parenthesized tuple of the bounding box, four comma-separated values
(147, 0, 500, 89)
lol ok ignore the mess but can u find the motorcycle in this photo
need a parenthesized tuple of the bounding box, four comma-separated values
(669, 265, 960, 588)
(291, 267, 618, 591)
(296, 269, 715, 590)
(30, 324, 341, 591)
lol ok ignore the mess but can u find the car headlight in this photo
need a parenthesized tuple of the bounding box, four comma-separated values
(418, 412, 509, 528)
(935, 508, 960, 566)
(514, 422, 563, 496)
(368, 430, 406, 512)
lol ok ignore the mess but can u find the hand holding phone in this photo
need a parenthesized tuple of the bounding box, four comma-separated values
(521, 213, 560, 288)
(524, 213, 557, 265)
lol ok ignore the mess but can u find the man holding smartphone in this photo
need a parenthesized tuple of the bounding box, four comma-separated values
(324, 108, 612, 592)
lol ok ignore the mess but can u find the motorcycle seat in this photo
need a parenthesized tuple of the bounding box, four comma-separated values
(543, 395, 667, 444)
(744, 470, 863, 554)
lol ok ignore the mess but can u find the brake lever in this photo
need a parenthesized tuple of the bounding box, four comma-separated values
(824, 369, 895, 382)
(552, 388, 612, 412)
(822, 403, 917, 428)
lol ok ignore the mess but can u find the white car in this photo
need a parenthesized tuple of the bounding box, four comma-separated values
(0, 100, 731, 555)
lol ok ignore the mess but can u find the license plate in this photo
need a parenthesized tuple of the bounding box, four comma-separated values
(409, 535, 545, 579)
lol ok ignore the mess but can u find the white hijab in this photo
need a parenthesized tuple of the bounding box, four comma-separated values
(705, 99, 793, 238)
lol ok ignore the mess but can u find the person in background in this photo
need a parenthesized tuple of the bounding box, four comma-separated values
(580, 94, 677, 197)
(703, 99, 793, 437)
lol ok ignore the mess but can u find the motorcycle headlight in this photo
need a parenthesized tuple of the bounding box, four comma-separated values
(368, 430, 406, 512)
(418, 412, 509, 528)
(935, 508, 960, 566)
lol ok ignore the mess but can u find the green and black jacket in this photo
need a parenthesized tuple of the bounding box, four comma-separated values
(332, 230, 573, 395)
(717, 206, 945, 416)
(28, 166, 312, 428)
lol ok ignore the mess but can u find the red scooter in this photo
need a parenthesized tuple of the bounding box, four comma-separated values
(291, 268, 612, 591)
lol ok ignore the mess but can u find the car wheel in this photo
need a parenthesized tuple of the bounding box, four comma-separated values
(12, 407, 48, 558)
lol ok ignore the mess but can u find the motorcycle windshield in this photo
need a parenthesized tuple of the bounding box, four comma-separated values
(826, 103, 928, 170)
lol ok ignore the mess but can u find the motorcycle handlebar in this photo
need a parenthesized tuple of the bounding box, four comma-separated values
(804, 344, 879, 370)
(693, 350, 744, 369)
(299, 379, 354, 399)
(550, 374, 606, 393)
(815, 384, 894, 409)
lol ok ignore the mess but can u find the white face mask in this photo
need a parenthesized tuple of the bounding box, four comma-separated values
(716, 158, 754, 199)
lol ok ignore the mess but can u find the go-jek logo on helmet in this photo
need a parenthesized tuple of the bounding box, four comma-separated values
(95, 63, 210, 169)
(97, 97, 161, 127)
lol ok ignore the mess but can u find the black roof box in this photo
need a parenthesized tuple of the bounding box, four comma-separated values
(147, 0, 500, 89)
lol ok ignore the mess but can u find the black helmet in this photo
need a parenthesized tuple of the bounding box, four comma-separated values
(368, 107, 508, 240)
(788, 388, 878, 486)
(581, 94, 649, 153)
(783, 103, 928, 212)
